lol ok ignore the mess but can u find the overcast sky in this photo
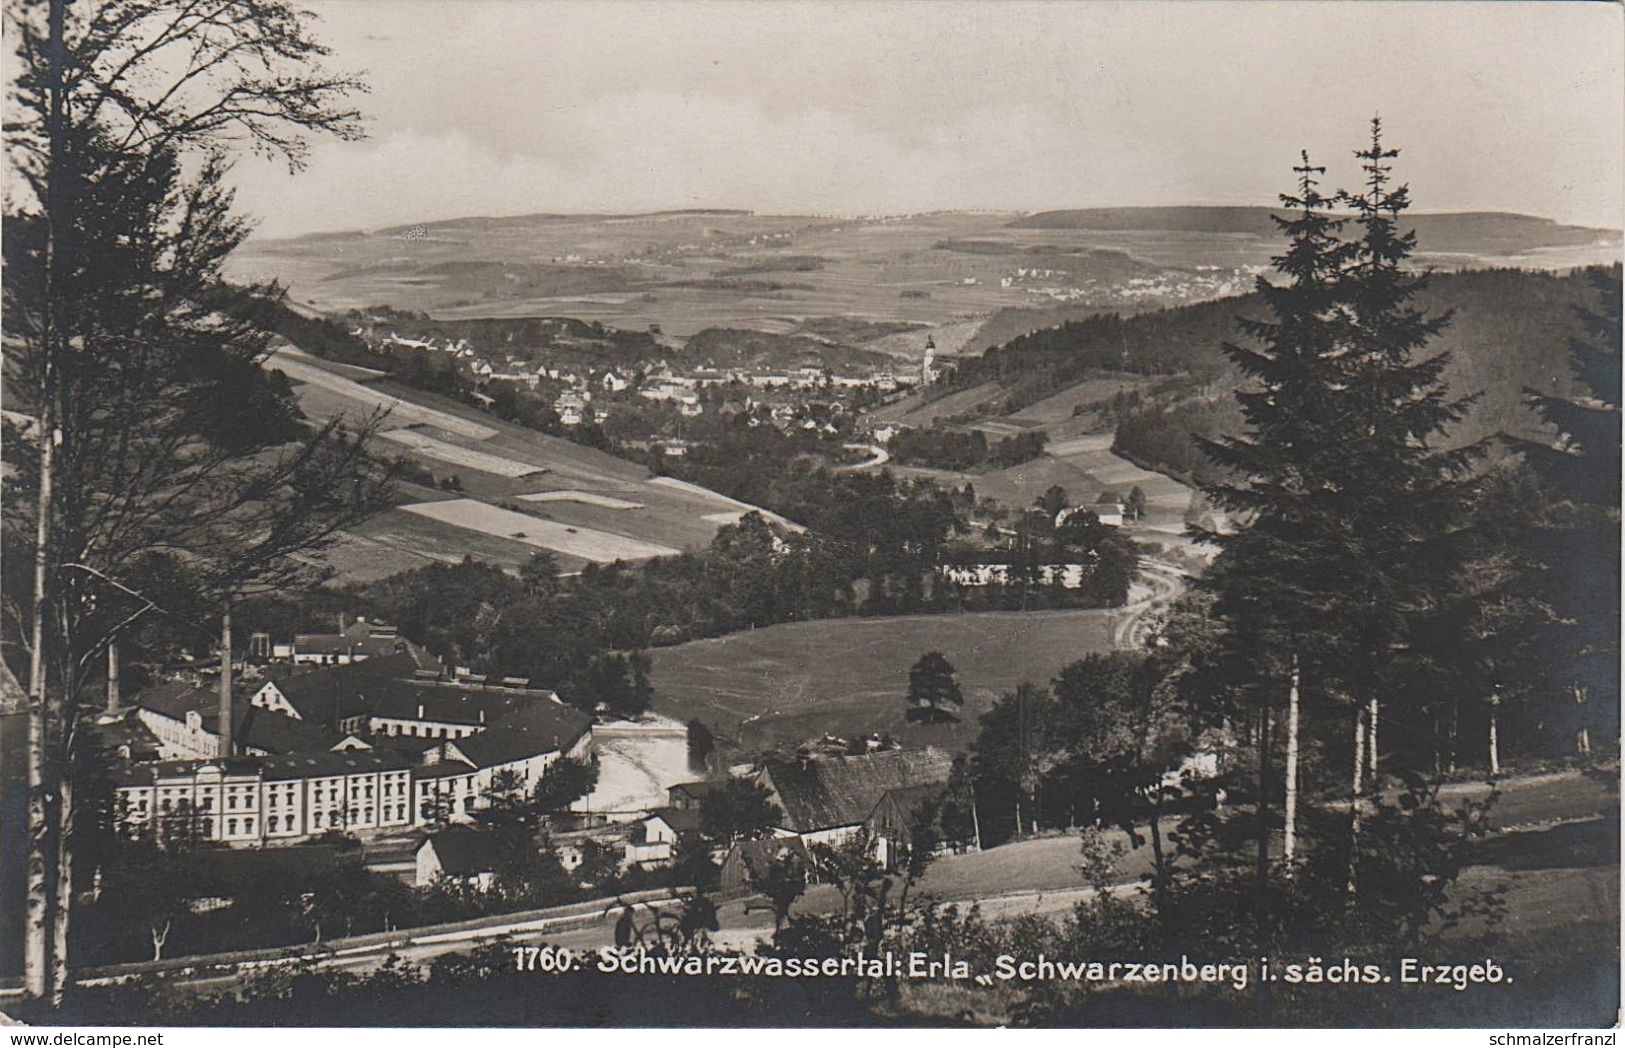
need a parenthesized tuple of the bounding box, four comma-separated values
(231, 0, 1625, 238)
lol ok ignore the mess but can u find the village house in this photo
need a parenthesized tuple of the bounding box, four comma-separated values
(622, 806, 703, 868)
(414, 827, 508, 891)
(755, 747, 955, 849)
(1059, 503, 1125, 529)
(666, 780, 727, 811)
(718, 836, 812, 892)
(555, 392, 588, 426)
(866, 783, 955, 870)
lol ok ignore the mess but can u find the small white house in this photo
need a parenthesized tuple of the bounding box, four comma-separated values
(415, 828, 505, 891)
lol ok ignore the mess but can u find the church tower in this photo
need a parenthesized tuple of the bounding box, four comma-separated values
(921, 335, 939, 385)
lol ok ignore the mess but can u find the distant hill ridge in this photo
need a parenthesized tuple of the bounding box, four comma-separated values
(370, 209, 755, 237)
(1009, 206, 1619, 249)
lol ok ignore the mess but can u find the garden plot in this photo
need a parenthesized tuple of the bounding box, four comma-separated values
(401, 498, 679, 563)
(381, 429, 548, 478)
(264, 345, 497, 440)
(516, 490, 645, 510)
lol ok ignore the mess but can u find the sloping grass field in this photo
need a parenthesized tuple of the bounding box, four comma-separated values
(264, 344, 786, 582)
(647, 608, 1120, 752)
(401, 498, 680, 563)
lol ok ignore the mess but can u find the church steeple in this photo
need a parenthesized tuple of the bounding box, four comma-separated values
(921, 335, 939, 385)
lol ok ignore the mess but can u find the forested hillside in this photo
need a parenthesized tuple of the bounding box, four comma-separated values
(937, 266, 1620, 481)
(1011, 207, 1620, 253)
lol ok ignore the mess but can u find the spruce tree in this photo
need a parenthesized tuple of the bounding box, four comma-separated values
(1315, 120, 1479, 897)
(1522, 267, 1622, 751)
(1197, 150, 1350, 870)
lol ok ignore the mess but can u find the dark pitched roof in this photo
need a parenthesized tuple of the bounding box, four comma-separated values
(868, 783, 947, 828)
(371, 683, 527, 727)
(669, 780, 727, 802)
(647, 806, 703, 833)
(135, 680, 217, 719)
(137, 684, 344, 755)
(324, 674, 569, 730)
(373, 733, 442, 758)
(234, 704, 343, 754)
(760, 748, 955, 833)
(265, 652, 423, 722)
(92, 714, 162, 756)
(419, 827, 518, 875)
(412, 759, 477, 780)
(489, 698, 590, 745)
(259, 750, 410, 782)
(446, 728, 566, 770)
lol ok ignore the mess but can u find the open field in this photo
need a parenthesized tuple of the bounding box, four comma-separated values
(647, 475, 804, 531)
(869, 381, 1008, 427)
(381, 428, 549, 477)
(268, 343, 498, 439)
(262, 346, 787, 582)
(647, 608, 1120, 752)
(516, 490, 644, 510)
(401, 498, 681, 563)
(1007, 373, 1156, 424)
(349, 506, 592, 576)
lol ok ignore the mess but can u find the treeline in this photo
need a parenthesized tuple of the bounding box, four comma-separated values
(888, 426, 1049, 471)
(1111, 397, 1241, 486)
(942, 298, 1244, 411)
(938, 266, 1617, 470)
(361, 470, 1143, 697)
(1105, 267, 1621, 484)
(356, 306, 665, 370)
(360, 479, 960, 682)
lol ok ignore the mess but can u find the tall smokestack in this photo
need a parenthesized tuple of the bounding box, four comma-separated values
(105, 641, 120, 716)
(219, 607, 233, 758)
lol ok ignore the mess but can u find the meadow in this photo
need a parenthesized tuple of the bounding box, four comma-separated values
(646, 607, 1121, 752)
(400, 498, 681, 563)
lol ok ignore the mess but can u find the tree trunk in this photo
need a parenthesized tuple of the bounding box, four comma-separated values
(51, 772, 73, 1007)
(969, 785, 983, 851)
(1284, 658, 1301, 864)
(1148, 792, 1168, 920)
(1352, 706, 1366, 798)
(26, 0, 68, 1002)
(1487, 698, 1500, 777)
(1367, 696, 1380, 784)
(1448, 698, 1459, 773)
(1573, 684, 1591, 756)
(1348, 705, 1366, 897)
(1255, 705, 1271, 883)
(105, 642, 119, 717)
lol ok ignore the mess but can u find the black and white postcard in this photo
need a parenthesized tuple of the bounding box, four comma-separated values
(1, 0, 1620, 1032)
